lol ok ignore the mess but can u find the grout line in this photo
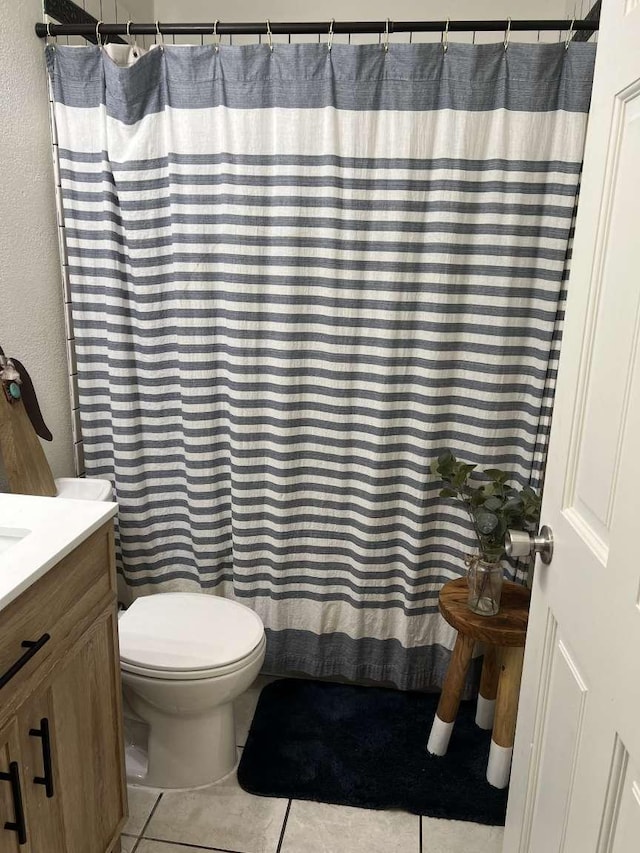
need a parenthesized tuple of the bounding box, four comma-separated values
(134, 791, 164, 849)
(142, 836, 250, 852)
(275, 799, 292, 853)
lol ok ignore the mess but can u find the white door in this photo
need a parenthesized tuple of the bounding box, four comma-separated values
(504, 1, 640, 851)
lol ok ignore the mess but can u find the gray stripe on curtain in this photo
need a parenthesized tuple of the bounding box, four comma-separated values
(263, 629, 482, 694)
(50, 41, 595, 690)
(58, 152, 585, 172)
(47, 42, 596, 121)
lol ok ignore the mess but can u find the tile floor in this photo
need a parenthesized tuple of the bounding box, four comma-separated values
(120, 677, 504, 853)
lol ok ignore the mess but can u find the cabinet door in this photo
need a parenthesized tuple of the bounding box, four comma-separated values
(50, 608, 127, 853)
(0, 720, 29, 853)
(17, 688, 65, 853)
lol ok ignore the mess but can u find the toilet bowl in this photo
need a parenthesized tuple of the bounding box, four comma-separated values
(55, 477, 266, 789)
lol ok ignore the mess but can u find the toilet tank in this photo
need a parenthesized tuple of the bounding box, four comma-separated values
(55, 477, 113, 502)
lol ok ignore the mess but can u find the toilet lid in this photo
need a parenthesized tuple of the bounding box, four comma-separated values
(118, 593, 264, 672)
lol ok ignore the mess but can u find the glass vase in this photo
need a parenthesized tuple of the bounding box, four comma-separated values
(467, 557, 504, 616)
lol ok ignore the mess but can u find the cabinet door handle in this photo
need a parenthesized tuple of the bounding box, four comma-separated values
(0, 761, 27, 844)
(0, 634, 50, 690)
(29, 718, 54, 798)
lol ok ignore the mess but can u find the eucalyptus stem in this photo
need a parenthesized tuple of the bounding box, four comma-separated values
(459, 486, 498, 562)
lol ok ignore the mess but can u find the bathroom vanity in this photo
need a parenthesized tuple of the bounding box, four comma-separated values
(0, 494, 124, 852)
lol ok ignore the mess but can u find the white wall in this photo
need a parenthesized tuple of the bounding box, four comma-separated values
(78, 1, 156, 48)
(152, 0, 570, 44)
(0, 0, 158, 491)
(566, 0, 595, 17)
(0, 1, 74, 481)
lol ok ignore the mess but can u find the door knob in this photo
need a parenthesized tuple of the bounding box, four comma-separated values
(505, 525, 554, 564)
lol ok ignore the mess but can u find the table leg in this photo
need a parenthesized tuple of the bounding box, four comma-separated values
(476, 644, 499, 730)
(487, 645, 525, 789)
(427, 632, 475, 756)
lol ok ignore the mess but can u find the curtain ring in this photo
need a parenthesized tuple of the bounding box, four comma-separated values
(155, 20, 164, 47)
(126, 20, 139, 56)
(95, 20, 103, 48)
(441, 17, 449, 53)
(213, 20, 220, 52)
(565, 17, 575, 50)
(266, 19, 273, 52)
(327, 18, 334, 52)
(384, 18, 390, 53)
(46, 21, 57, 46)
(504, 17, 511, 52)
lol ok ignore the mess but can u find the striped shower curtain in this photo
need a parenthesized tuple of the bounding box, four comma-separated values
(48, 41, 595, 690)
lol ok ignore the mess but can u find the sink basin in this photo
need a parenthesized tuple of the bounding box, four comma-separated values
(0, 493, 117, 614)
(0, 526, 30, 556)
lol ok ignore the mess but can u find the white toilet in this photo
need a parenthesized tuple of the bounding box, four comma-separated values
(55, 477, 267, 789)
(119, 592, 265, 788)
(55, 476, 114, 501)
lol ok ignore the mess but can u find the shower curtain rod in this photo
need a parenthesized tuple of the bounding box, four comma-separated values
(35, 19, 599, 40)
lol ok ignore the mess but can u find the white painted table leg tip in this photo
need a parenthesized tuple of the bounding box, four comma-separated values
(426, 715, 454, 756)
(486, 741, 513, 789)
(475, 695, 496, 730)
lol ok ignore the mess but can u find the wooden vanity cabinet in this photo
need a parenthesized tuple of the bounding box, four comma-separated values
(0, 720, 24, 853)
(16, 686, 65, 851)
(0, 521, 127, 853)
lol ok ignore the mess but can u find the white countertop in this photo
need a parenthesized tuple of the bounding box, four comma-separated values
(0, 493, 117, 612)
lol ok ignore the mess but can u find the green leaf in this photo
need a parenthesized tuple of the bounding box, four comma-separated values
(474, 509, 499, 534)
(485, 468, 509, 483)
(502, 496, 523, 513)
(494, 516, 508, 541)
(468, 489, 485, 507)
(452, 467, 469, 488)
(439, 487, 457, 499)
(483, 496, 502, 512)
(438, 450, 454, 466)
(482, 545, 505, 562)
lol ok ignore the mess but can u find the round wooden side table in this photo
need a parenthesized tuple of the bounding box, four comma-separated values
(426, 577, 530, 789)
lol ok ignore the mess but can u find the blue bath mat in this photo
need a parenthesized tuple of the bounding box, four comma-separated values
(237, 678, 508, 826)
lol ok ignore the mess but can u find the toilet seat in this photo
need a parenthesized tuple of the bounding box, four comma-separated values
(119, 592, 265, 680)
(120, 634, 267, 681)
